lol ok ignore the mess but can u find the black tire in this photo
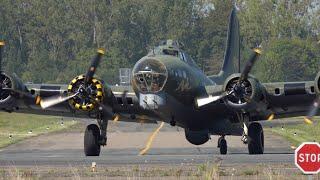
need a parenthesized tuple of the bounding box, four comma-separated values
(84, 124, 101, 156)
(219, 138, 227, 155)
(248, 122, 264, 154)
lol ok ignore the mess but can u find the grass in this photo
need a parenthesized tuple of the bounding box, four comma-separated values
(268, 117, 320, 146)
(0, 163, 316, 179)
(0, 112, 78, 148)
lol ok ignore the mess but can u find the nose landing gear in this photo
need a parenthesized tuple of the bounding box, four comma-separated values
(218, 136, 227, 155)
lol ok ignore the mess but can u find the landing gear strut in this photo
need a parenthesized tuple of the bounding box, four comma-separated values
(97, 115, 108, 146)
(237, 113, 264, 154)
(218, 136, 227, 155)
(84, 113, 108, 156)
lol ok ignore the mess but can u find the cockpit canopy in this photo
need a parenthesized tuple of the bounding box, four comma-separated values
(148, 39, 201, 70)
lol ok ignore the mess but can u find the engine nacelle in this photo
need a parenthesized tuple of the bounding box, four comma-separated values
(223, 74, 266, 111)
(315, 72, 320, 95)
(67, 75, 104, 111)
(0, 72, 26, 111)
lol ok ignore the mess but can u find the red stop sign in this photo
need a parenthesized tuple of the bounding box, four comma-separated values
(295, 142, 320, 174)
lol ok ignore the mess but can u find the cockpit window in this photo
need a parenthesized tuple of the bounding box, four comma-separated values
(163, 48, 179, 57)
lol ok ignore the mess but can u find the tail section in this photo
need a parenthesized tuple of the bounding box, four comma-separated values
(209, 8, 240, 84)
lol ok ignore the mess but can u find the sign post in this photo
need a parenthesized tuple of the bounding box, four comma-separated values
(295, 142, 320, 174)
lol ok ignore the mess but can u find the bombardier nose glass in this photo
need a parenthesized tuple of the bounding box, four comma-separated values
(133, 59, 167, 93)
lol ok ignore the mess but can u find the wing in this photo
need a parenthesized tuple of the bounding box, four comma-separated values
(0, 81, 158, 124)
(0, 45, 158, 124)
(198, 79, 319, 124)
(261, 81, 317, 119)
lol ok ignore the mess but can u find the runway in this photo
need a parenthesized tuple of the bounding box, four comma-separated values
(0, 120, 296, 167)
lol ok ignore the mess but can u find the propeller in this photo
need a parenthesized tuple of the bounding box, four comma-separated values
(239, 48, 261, 83)
(40, 49, 105, 109)
(0, 40, 4, 72)
(196, 91, 233, 107)
(303, 97, 320, 124)
(40, 92, 79, 109)
(196, 48, 262, 108)
(85, 48, 105, 86)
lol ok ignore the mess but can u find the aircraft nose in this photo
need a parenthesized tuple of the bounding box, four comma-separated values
(132, 58, 168, 93)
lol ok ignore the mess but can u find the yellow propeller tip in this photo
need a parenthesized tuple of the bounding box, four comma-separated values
(97, 48, 105, 55)
(113, 114, 120, 122)
(253, 48, 262, 55)
(267, 113, 275, 121)
(35, 96, 41, 105)
(303, 117, 313, 124)
(290, 145, 297, 149)
(0, 41, 5, 46)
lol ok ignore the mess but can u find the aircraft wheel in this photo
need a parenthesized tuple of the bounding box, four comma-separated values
(84, 124, 101, 156)
(248, 122, 264, 154)
(219, 138, 227, 155)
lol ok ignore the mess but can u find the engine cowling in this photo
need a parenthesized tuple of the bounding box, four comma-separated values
(0, 72, 27, 111)
(315, 72, 320, 95)
(67, 74, 104, 111)
(0, 73, 13, 103)
(223, 74, 266, 111)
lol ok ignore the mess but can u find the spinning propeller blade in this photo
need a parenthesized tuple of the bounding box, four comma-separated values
(239, 48, 262, 82)
(40, 93, 79, 109)
(196, 91, 232, 108)
(85, 48, 105, 86)
(0, 40, 4, 72)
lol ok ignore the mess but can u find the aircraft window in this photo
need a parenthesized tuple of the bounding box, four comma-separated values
(178, 70, 182, 78)
(163, 49, 178, 57)
(179, 52, 186, 62)
(117, 97, 123, 105)
(126, 97, 133, 105)
(132, 58, 168, 93)
(310, 86, 315, 93)
(134, 72, 167, 93)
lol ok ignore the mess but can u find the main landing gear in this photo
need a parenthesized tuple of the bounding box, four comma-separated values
(84, 114, 108, 156)
(217, 121, 264, 155)
(238, 113, 264, 155)
(247, 122, 264, 154)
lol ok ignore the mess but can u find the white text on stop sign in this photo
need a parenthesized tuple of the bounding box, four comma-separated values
(298, 153, 320, 163)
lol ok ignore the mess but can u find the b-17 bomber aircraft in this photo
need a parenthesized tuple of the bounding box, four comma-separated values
(0, 9, 319, 156)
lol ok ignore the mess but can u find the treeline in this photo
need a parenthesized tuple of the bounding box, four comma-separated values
(0, 0, 319, 84)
